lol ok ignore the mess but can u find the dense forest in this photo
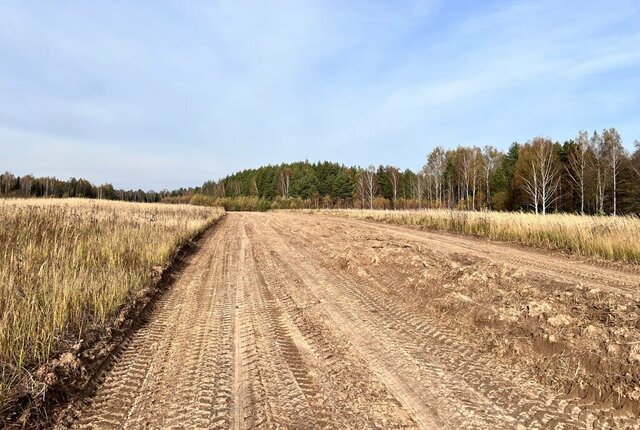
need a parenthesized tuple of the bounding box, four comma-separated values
(0, 172, 186, 203)
(3, 128, 640, 214)
(182, 128, 640, 214)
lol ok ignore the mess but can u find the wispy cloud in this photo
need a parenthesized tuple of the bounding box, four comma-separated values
(1, 0, 639, 189)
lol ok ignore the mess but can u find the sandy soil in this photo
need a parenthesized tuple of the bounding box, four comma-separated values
(57, 212, 640, 429)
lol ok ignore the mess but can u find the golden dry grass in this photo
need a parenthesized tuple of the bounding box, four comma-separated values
(0, 199, 224, 403)
(316, 209, 640, 264)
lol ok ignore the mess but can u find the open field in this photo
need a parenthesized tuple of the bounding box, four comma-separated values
(314, 209, 640, 264)
(0, 199, 223, 408)
(41, 211, 640, 429)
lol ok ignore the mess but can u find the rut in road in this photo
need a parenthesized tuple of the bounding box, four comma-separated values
(64, 214, 414, 429)
(62, 212, 640, 429)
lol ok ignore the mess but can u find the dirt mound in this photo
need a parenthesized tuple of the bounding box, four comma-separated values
(306, 213, 640, 424)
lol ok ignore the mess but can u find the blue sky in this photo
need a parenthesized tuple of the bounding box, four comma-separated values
(1, 0, 639, 190)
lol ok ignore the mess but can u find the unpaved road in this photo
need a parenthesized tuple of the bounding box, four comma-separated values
(63, 212, 640, 429)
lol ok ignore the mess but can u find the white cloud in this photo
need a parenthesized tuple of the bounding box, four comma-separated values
(0, 0, 639, 185)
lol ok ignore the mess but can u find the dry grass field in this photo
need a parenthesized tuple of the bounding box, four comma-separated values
(316, 209, 640, 264)
(0, 199, 223, 405)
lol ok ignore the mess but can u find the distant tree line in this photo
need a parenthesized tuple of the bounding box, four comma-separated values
(4, 128, 640, 214)
(185, 128, 640, 214)
(0, 172, 185, 203)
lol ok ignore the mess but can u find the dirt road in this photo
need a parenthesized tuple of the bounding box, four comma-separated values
(63, 212, 640, 429)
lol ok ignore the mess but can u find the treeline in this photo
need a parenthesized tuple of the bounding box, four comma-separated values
(186, 128, 640, 214)
(0, 172, 184, 203)
(4, 128, 639, 214)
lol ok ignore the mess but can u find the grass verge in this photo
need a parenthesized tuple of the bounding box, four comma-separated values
(0, 199, 224, 414)
(314, 209, 640, 264)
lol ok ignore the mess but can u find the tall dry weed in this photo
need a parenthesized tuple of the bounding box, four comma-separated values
(0, 199, 223, 402)
(317, 209, 640, 264)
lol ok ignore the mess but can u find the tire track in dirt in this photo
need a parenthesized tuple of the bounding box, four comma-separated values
(243, 218, 418, 429)
(253, 213, 633, 429)
(62, 212, 639, 429)
(233, 221, 317, 428)
(65, 213, 418, 429)
(245, 218, 447, 428)
(235, 217, 417, 428)
(232, 221, 271, 429)
(323, 215, 640, 296)
(68, 216, 237, 429)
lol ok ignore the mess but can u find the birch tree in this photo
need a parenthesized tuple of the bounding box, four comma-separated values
(482, 146, 501, 209)
(589, 131, 608, 214)
(632, 139, 640, 180)
(424, 168, 434, 204)
(426, 147, 446, 207)
(279, 168, 291, 198)
(363, 165, 377, 209)
(413, 171, 425, 207)
(457, 148, 471, 209)
(469, 148, 482, 210)
(21, 174, 33, 197)
(387, 166, 399, 208)
(517, 138, 561, 214)
(0, 171, 15, 194)
(566, 130, 591, 214)
(355, 170, 366, 208)
(457, 147, 482, 210)
(602, 128, 624, 215)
